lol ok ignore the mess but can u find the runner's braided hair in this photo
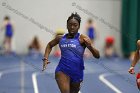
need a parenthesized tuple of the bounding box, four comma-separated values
(67, 12, 81, 25)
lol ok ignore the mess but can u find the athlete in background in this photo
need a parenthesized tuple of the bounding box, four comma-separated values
(128, 40, 140, 90)
(0, 16, 14, 53)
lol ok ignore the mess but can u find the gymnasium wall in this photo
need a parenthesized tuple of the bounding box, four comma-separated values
(0, 0, 122, 56)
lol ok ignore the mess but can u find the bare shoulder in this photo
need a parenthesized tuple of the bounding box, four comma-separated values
(80, 34, 90, 40)
(80, 34, 87, 38)
(79, 34, 89, 43)
(137, 40, 140, 45)
(137, 40, 140, 50)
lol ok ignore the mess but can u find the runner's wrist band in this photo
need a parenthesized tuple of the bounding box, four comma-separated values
(42, 58, 48, 61)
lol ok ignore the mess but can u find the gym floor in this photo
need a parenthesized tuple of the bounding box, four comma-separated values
(0, 54, 139, 93)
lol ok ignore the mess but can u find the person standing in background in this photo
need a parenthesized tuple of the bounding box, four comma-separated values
(85, 18, 97, 44)
(0, 16, 14, 54)
(28, 36, 42, 57)
(84, 18, 98, 58)
(104, 36, 118, 58)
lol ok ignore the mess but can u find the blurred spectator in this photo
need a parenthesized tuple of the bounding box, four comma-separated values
(104, 36, 118, 58)
(84, 18, 98, 58)
(0, 16, 15, 54)
(28, 36, 42, 57)
(85, 18, 97, 44)
(53, 28, 64, 57)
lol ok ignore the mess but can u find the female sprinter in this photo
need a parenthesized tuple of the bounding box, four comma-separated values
(42, 13, 100, 93)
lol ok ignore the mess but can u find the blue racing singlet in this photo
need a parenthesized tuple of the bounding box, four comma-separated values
(5, 23, 13, 37)
(87, 26, 95, 39)
(55, 33, 85, 82)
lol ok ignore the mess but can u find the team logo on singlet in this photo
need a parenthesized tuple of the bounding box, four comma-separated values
(61, 44, 76, 48)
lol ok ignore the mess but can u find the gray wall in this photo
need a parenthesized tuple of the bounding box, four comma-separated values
(0, 0, 122, 56)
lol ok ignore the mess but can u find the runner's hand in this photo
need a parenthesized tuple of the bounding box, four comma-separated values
(42, 59, 50, 71)
(128, 67, 135, 74)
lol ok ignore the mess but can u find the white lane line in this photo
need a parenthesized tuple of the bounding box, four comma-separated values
(32, 72, 82, 93)
(0, 73, 2, 78)
(99, 73, 122, 93)
(0, 63, 25, 93)
(21, 61, 25, 93)
(0, 67, 36, 93)
(0, 68, 20, 79)
(32, 72, 39, 93)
